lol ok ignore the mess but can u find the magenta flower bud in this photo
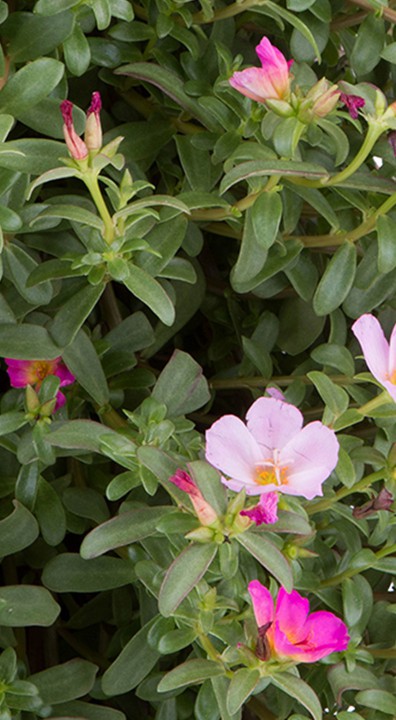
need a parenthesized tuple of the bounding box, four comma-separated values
(240, 491, 279, 525)
(229, 36, 292, 104)
(248, 581, 350, 663)
(352, 313, 396, 401)
(169, 469, 218, 526)
(205, 396, 339, 500)
(339, 92, 365, 119)
(60, 100, 88, 160)
(84, 91, 103, 152)
(5, 357, 75, 412)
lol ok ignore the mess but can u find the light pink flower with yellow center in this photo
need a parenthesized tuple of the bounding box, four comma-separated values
(229, 37, 292, 103)
(352, 313, 396, 401)
(248, 580, 349, 663)
(169, 469, 218, 526)
(5, 358, 75, 410)
(205, 397, 339, 500)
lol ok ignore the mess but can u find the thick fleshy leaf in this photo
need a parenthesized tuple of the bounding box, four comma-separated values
(236, 532, 293, 591)
(0, 586, 60, 627)
(0, 501, 39, 556)
(29, 660, 98, 704)
(159, 543, 217, 616)
(102, 617, 161, 696)
(158, 659, 225, 692)
(270, 672, 322, 720)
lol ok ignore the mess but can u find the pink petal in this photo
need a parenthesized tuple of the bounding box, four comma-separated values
(205, 415, 262, 490)
(229, 67, 282, 102)
(246, 397, 303, 455)
(388, 321, 396, 380)
(281, 422, 339, 499)
(352, 314, 389, 384)
(54, 390, 67, 411)
(299, 611, 350, 660)
(169, 469, 198, 496)
(266, 386, 287, 402)
(248, 580, 274, 627)
(5, 359, 37, 387)
(275, 588, 310, 642)
(55, 360, 75, 386)
(255, 37, 290, 98)
(241, 492, 279, 525)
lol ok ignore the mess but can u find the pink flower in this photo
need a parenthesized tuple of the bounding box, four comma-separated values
(60, 100, 88, 160)
(240, 491, 279, 525)
(169, 469, 218, 526)
(5, 358, 75, 410)
(229, 37, 292, 103)
(352, 313, 396, 402)
(84, 91, 102, 152)
(248, 580, 350, 663)
(339, 92, 365, 119)
(205, 397, 339, 500)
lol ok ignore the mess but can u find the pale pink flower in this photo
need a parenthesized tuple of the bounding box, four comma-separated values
(169, 469, 218, 526)
(240, 491, 279, 525)
(248, 580, 349, 663)
(60, 100, 88, 160)
(84, 91, 102, 152)
(205, 397, 339, 500)
(229, 37, 292, 103)
(352, 313, 396, 402)
(5, 358, 75, 410)
(339, 92, 365, 119)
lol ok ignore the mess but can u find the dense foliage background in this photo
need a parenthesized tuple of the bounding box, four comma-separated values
(0, 0, 395, 719)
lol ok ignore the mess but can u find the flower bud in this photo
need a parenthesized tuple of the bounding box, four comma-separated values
(308, 79, 340, 118)
(60, 100, 88, 161)
(84, 91, 102, 152)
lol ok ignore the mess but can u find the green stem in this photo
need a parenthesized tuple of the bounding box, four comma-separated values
(325, 123, 383, 187)
(210, 373, 358, 390)
(306, 469, 386, 515)
(83, 172, 115, 244)
(356, 390, 392, 416)
(320, 542, 396, 587)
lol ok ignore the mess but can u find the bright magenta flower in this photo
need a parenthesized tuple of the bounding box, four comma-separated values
(240, 491, 279, 525)
(205, 397, 339, 500)
(229, 37, 292, 103)
(248, 580, 349, 663)
(169, 469, 218, 526)
(5, 358, 75, 410)
(352, 313, 396, 402)
(60, 100, 89, 160)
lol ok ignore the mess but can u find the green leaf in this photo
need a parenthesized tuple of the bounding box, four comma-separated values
(0, 501, 39, 556)
(0, 58, 64, 115)
(115, 63, 221, 132)
(277, 297, 325, 355)
(236, 532, 293, 591)
(80, 507, 174, 559)
(152, 350, 210, 416)
(189, 460, 227, 516)
(42, 553, 134, 592)
(328, 664, 378, 705)
(123, 264, 175, 326)
(47, 419, 122, 453)
(0, 323, 61, 359)
(313, 242, 357, 316)
(0, 410, 26, 436)
(62, 330, 110, 406)
(311, 344, 355, 376)
(35, 477, 66, 546)
(0, 586, 60, 627)
(49, 283, 105, 347)
(48, 701, 125, 720)
(351, 14, 385, 76)
(251, 192, 282, 250)
(307, 371, 349, 416)
(158, 659, 225, 692)
(376, 215, 396, 273)
(159, 543, 217, 617)
(230, 207, 268, 291)
(158, 627, 198, 654)
(102, 616, 161, 696)
(270, 672, 322, 720)
(63, 22, 91, 76)
(3, 244, 53, 305)
(355, 689, 396, 715)
(227, 669, 260, 715)
(31, 203, 103, 231)
(220, 160, 328, 194)
(0, 139, 67, 174)
(29, 659, 98, 704)
(262, 0, 320, 59)
(3, 10, 74, 62)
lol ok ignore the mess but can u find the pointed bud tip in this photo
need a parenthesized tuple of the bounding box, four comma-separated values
(88, 91, 102, 116)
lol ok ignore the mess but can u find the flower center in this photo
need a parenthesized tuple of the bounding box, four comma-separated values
(255, 459, 288, 487)
(32, 360, 56, 383)
(389, 369, 396, 385)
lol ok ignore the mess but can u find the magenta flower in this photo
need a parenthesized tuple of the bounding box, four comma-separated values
(248, 580, 349, 663)
(169, 469, 218, 526)
(5, 358, 75, 410)
(229, 37, 292, 103)
(60, 100, 88, 160)
(241, 491, 279, 525)
(352, 313, 396, 402)
(84, 91, 103, 152)
(339, 92, 365, 119)
(205, 397, 339, 500)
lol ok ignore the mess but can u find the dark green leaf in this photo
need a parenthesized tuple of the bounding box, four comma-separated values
(42, 553, 134, 592)
(236, 532, 293, 591)
(159, 543, 217, 616)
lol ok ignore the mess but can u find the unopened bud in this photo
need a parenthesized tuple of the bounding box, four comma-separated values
(60, 100, 88, 161)
(84, 91, 102, 152)
(307, 78, 340, 119)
